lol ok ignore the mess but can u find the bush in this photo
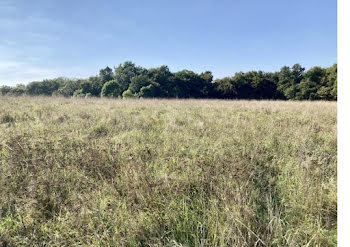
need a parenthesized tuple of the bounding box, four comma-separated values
(122, 89, 138, 98)
(139, 84, 159, 98)
(73, 89, 85, 98)
(85, 93, 92, 98)
(100, 80, 123, 97)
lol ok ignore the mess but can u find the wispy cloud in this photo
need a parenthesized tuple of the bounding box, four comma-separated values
(0, 56, 94, 86)
(0, 5, 66, 85)
(0, 60, 63, 86)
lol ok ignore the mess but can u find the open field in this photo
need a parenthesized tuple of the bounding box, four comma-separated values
(0, 97, 337, 246)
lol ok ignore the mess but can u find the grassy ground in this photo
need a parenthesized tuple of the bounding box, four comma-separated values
(0, 96, 337, 246)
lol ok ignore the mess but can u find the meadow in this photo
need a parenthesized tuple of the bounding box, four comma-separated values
(0, 96, 337, 246)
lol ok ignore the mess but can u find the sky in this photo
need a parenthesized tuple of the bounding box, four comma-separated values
(0, 0, 337, 86)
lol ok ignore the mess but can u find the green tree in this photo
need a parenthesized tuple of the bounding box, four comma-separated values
(215, 72, 255, 99)
(249, 71, 278, 99)
(9, 84, 26, 96)
(139, 84, 161, 98)
(87, 76, 103, 96)
(147, 66, 173, 97)
(316, 66, 335, 100)
(128, 74, 152, 94)
(101, 80, 123, 97)
(57, 79, 81, 97)
(214, 77, 237, 98)
(26, 78, 63, 96)
(0, 86, 12, 95)
(297, 66, 326, 100)
(99, 66, 114, 84)
(173, 70, 212, 98)
(114, 61, 144, 92)
(0, 61, 337, 100)
(277, 64, 305, 99)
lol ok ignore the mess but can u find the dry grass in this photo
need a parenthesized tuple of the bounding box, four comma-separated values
(0, 96, 337, 246)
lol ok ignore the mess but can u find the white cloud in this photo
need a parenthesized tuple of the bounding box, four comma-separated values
(0, 60, 62, 86)
(0, 12, 65, 85)
(0, 58, 94, 86)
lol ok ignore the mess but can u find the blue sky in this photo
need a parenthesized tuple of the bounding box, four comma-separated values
(0, 0, 337, 86)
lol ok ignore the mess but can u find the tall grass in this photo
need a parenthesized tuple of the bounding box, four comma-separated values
(0, 96, 337, 246)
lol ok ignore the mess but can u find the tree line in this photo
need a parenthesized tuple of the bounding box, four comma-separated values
(0, 62, 337, 100)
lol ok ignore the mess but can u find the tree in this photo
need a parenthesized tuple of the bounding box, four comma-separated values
(0, 61, 337, 100)
(128, 74, 152, 94)
(277, 64, 305, 99)
(329, 64, 337, 100)
(99, 66, 114, 84)
(214, 77, 237, 98)
(114, 61, 144, 92)
(0, 86, 12, 95)
(215, 72, 257, 99)
(57, 79, 81, 97)
(26, 79, 63, 96)
(100, 79, 123, 97)
(139, 84, 160, 98)
(199, 71, 216, 97)
(244, 71, 278, 99)
(173, 70, 212, 98)
(297, 66, 325, 100)
(9, 84, 26, 96)
(147, 66, 173, 97)
(77, 76, 104, 96)
(315, 66, 335, 100)
(79, 79, 92, 95)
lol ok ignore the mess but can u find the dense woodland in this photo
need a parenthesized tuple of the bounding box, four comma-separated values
(0, 62, 337, 100)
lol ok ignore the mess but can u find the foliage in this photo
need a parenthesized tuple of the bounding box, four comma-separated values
(0, 62, 337, 100)
(114, 61, 144, 92)
(128, 74, 152, 94)
(277, 64, 305, 99)
(73, 89, 85, 98)
(100, 79, 123, 97)
(139, 84, 160, 98)
(57, 79, 81, 97)
(0, 86, 12, 95)
(122, 89, 138, 98)
(99, 66, 114, 84)
(26, 79, 62, 96)
(173, 70, 213, 98)
(7, 84, 26, 96)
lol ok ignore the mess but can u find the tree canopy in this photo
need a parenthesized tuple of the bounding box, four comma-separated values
(0, 62, 337, 100)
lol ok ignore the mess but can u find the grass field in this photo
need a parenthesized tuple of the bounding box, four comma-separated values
(0, 96, 337, 246)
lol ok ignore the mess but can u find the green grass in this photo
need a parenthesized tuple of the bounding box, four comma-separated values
(0, 96, 337, 246)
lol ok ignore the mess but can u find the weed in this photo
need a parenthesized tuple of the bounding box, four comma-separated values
(0, 96, 337, 246)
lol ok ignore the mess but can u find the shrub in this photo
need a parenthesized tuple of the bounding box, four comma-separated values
(122, 89, 138, 98)
(101, 80, 123, 97)
(73, 89, 85, 98)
